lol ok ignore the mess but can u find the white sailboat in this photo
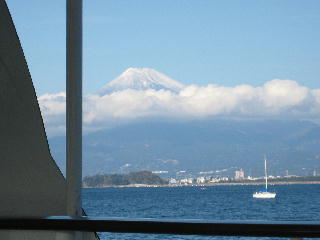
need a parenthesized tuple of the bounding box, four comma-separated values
(253, 156, 276, 199)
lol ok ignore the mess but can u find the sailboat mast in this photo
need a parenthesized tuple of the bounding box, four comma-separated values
(264, 155, 268, 190)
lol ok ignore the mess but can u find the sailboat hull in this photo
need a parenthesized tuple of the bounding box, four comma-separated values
(252, 156, 276, 199)
(253, 192, 276, 199)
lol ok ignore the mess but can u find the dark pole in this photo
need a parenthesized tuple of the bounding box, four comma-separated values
(66, 0, 83, 218)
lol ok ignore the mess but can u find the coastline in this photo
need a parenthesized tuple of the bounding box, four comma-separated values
(83, 181, 320, 188)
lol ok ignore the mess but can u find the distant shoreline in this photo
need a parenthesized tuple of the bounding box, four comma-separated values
(83, 181, 320, 188)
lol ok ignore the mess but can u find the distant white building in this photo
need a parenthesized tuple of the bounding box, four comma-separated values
(235, 168, 245, 180)
(205, 176, 212, 181)
(209, 178, 220, 183)
(180, 178, 188, 184)
(169, 178, 177, 184)
(219, 177, 229, 182)
(180, 178, 194, 184)
(196, 177, 205, 184)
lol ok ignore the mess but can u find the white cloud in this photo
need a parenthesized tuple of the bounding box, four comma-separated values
(38, 92, 66, 135)
(259, 79, 309, 110)
(38, 79, 320, 136)
(38, 92, 66, 117)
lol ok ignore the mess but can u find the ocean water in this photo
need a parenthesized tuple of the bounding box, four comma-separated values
(83, 184, 320, 240)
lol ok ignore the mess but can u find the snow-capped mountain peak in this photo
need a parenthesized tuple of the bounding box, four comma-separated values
(99, 68, 185, 95)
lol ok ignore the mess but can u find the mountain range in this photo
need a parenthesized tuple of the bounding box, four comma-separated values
(48, 68, 320, 178)
(49, 119, 320, 178)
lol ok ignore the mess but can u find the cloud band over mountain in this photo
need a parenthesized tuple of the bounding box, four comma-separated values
(38, 68, 320, 136)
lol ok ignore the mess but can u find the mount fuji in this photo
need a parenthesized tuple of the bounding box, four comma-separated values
(99, 68, 185, 95)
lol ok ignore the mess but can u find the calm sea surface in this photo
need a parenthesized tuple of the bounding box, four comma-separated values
(83, 184, 320, 240)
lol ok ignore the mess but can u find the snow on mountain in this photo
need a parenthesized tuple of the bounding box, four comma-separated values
(99, 68, 185, 95)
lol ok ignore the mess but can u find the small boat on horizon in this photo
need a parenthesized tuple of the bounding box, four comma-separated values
(253, 155, 276, 199)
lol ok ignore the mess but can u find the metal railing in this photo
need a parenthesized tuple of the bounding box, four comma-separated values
(1, 216, 320, 238)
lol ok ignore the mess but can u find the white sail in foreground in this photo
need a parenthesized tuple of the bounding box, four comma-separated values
(253, 156, 276, 199)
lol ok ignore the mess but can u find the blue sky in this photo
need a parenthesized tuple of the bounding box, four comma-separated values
(7, 0, 320, 95)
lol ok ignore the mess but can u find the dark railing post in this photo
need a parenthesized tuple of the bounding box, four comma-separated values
(66, 0, 83, 218)
(66, 1, 83, 238)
